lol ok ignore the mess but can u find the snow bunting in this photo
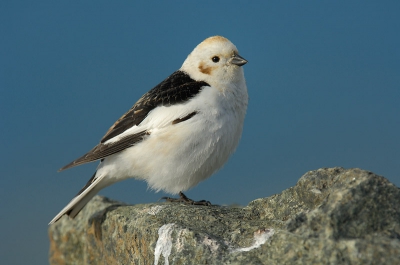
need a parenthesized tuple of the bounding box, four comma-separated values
(49, 36, 248, 225)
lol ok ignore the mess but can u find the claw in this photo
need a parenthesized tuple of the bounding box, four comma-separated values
(161, 191, 211, 206)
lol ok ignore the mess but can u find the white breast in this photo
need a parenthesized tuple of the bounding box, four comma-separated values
(97, 83, 248, 194)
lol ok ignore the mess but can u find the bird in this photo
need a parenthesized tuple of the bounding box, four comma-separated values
(49, 36, 248, 225)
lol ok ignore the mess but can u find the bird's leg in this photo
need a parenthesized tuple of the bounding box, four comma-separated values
(162, 191, 211, 206)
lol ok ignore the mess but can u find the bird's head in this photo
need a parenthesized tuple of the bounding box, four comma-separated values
(180, 36, 247, 90)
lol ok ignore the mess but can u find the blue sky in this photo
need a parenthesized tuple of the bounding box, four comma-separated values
(1, 1, 399, 264)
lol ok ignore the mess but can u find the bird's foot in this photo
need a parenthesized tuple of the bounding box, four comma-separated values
(162, 191, 211, 206)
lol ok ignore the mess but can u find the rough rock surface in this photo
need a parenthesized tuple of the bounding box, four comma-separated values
(49, 168, 400, 264)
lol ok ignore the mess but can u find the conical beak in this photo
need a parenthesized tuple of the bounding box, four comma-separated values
(230, 54, 248, 66)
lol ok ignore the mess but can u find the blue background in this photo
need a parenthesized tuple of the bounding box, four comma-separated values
(1, 1, 399, 264)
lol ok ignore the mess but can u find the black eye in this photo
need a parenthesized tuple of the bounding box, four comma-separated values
(212, 56, 220, 63)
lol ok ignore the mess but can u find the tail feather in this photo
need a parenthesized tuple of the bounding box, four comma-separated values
(49, 172, 106, 225)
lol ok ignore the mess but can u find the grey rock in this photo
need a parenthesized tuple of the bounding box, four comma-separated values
(49, 168, 400, 264)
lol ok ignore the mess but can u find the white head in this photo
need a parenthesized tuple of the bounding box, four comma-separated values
(180, 36, 247, 90)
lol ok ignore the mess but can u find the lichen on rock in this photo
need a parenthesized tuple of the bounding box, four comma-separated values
(49, 168, 400, 264)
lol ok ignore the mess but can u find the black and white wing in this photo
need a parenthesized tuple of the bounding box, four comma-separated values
(59, 71, 209, 171)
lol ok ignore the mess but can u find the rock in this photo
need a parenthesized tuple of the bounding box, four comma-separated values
(48, 168, 400, 264)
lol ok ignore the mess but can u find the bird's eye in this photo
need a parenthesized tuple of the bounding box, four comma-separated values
(212, 56, 220, 63)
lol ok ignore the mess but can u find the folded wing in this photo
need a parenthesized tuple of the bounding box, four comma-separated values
(59, 71, 209, 171)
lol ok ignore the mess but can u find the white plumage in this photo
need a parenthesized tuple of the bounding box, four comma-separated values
(49, 36, 248, 225)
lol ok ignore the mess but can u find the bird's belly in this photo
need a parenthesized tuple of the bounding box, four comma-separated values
(103, 114, 241, 194)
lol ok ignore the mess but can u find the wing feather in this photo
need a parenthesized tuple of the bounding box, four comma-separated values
(59, 70, 209, 171)
(59, 131, 149, 171)
(100, 70, 208, 143)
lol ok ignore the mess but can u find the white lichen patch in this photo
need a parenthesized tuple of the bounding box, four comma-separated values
(202, 236, 220, 253)
(310, 188, 322, 194)
(230, 228, 275, 253)
(147, 205, 165, 215)
(154, 223, 175, 265)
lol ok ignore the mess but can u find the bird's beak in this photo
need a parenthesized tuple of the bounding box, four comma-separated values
(230, 54, 248, 66)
